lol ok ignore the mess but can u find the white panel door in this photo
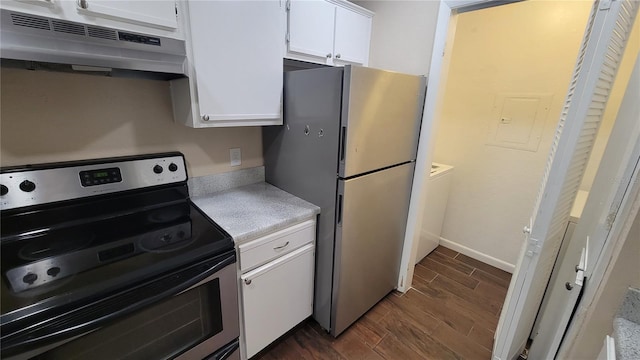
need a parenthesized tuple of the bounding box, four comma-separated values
(241, 244, 315, 358)
(187, 0, 284, 126)
(493, 0, 639, 359)
(77, 0, 178, 29)
(333, 5, 371, 65)
(288, 0, 335, 60)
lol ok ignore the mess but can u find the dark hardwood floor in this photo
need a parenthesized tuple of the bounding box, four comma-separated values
(254, 246, 512, 360)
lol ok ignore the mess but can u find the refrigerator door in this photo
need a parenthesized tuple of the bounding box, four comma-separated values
(332, 162, 415, 336)
(263, 66, 344, 332)
(339, 66, 426, 178)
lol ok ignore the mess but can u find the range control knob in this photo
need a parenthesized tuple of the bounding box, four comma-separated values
(168, 163, 178, 172)
(153, 165, 163, 174)
(19, 180, 36, 192)
(23, 273, 37, 285)
(0, 184, 8, 196)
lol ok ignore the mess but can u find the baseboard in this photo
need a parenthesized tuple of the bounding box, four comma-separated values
(439, 237, 515, 273)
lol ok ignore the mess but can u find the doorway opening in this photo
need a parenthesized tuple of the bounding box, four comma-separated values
(408, 0, 639, 358)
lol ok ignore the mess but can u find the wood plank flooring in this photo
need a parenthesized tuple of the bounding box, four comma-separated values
(254, 246, 512, 360)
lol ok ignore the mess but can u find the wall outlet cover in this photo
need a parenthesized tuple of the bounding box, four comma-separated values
(230, 148, 241, 167)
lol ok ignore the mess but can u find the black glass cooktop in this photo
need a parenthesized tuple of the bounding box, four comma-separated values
(0, 186, 232, 321)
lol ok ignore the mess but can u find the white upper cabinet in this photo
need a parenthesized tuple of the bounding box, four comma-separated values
(286, 0, 373, 66)
(75, 0, 178, 30)
(333, 5, 371, 65)
(288, 0, 335, 61)
(170, 1, 284, 128)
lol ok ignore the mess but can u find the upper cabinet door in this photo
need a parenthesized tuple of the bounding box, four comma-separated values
(180, 0, 284, 127)
(333, 5, 372, 65)
(76, 1, 178, 30)
(288, 0, 335, 61)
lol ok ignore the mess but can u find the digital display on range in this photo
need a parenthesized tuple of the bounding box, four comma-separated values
(80, 168, 122, 187)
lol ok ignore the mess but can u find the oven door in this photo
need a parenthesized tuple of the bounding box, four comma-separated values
(2, 251, 239, 360)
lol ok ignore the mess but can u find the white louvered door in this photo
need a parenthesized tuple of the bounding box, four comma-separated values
(492, 1, 639, 359)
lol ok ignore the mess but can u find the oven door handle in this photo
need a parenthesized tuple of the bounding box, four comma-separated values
(1, 250, 236, 358)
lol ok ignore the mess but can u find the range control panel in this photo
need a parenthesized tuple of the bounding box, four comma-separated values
(0, 153, 187, 211)
(80, 167, 123, 187)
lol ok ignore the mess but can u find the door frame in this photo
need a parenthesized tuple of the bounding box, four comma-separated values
(398, 0, 502, 292)
(398, 0, 636, 292)
(399, 0, 640, 357)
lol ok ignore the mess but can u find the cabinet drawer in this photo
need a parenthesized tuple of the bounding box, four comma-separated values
(241, 244, 315, 358)
(238, 219, 315, 272)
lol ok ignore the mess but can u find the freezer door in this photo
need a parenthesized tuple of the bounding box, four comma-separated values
(332, 162, 415, 336)
(339, 66, 426, 178)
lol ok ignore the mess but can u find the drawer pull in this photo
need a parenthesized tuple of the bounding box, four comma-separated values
(273, 241, 290, 251)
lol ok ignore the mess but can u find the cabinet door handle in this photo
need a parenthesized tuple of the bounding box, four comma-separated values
(244, 279, 252, 285)
(77, 0, 88, 9)
(335, 54, 341, 59)
(202, 114, 210, 121)
(326, 53, 332, 58)
(273, 241, 290, 250)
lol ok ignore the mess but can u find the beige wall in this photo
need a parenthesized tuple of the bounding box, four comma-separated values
(0, 68, 263, 177)
(580, 19, 640, 191)
(354, 0, 440, 76)
(432, 0, 592, 265)
(566, 210, 640, 358)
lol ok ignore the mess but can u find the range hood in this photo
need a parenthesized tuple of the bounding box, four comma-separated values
(0, 9, 187, 75)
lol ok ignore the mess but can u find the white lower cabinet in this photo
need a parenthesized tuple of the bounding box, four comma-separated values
(238, 220, 316, 359)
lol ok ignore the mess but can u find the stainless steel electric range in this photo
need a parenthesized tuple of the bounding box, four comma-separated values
(0, 152, 239, 360)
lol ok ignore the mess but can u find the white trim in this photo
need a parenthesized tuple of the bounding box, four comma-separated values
(202, 113, 282, 121)
(398, 0, 514, 293)
(326, 0, 374, 17)
(397, 0, 454, 292)
(443, 0, 497, 8)
(439, 237, 516, 273)
(195, 118, 283, 128)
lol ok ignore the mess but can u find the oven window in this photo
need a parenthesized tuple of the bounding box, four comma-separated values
(35, 279, 223, 360)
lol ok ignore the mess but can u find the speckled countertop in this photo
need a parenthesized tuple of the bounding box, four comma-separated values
(191, 182, 320, 245)
(614, 287, 640, 359)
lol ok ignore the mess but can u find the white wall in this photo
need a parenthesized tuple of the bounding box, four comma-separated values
(353, 0, 440, 76)
(432, 0, 592, 266)
(0, 68, 263, 176)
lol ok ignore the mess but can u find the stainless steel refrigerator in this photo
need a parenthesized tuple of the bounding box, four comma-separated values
(263, 65, 426, 336)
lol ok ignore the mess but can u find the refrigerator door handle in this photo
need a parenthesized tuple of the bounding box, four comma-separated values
(337, 194, 343, 226)
(340, 126, 347, 163)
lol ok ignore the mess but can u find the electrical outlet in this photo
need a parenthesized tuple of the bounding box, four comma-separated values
(230, 148, 241, 167)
